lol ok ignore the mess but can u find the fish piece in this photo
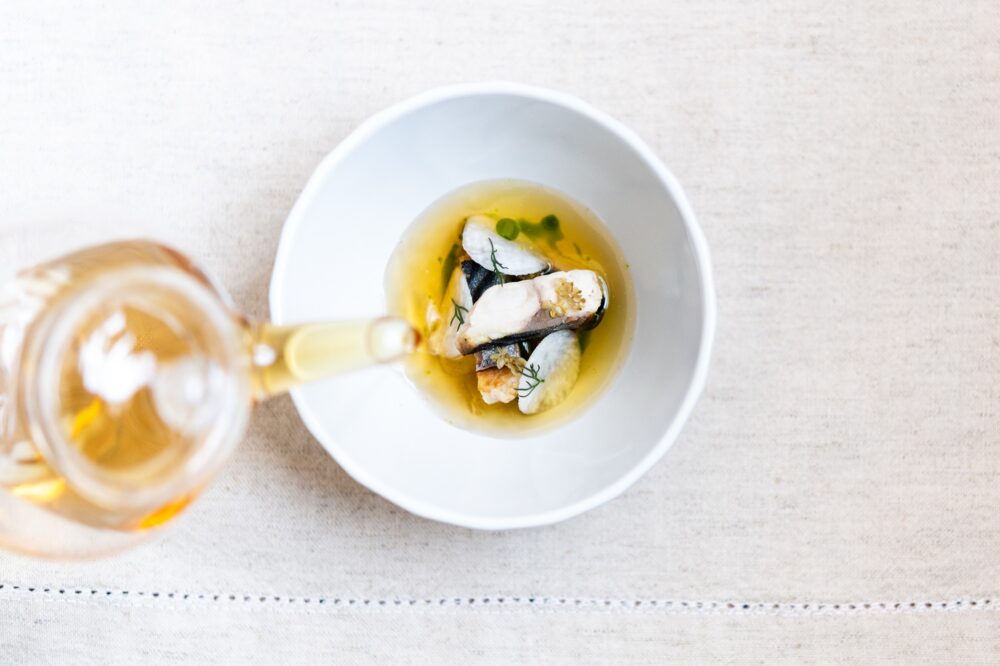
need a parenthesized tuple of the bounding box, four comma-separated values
(461, 215, 550, 277)
(476, 366, 519, 405)
(426, 266, 473, 359)
(518, 330, 581, 415)
(456, 270, 607, 354)
(461, 259, 500, 302)
(475, 343, 525, 404)
(474, 342, 525, 372)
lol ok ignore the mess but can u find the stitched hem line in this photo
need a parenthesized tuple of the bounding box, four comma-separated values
(0, 584, 996, 616)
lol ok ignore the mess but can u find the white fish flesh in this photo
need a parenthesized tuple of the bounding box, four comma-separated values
(477, 366, 520, 404)
(456, 269, 606, 354)
(461, 215, 550, 277)
(427, 266, 473, 359)
(517, 330, 581, 415)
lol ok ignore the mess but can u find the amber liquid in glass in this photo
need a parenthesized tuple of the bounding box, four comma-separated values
(0, 242, 242, 531)
(0, 241, 417, 536)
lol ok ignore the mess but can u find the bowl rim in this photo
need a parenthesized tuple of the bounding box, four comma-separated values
(270, 81, 716, 530)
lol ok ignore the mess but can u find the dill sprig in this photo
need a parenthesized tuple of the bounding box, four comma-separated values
(516, 363, 545, 398)
(449, 298, 469, 329)
(488, 238, 507, 285)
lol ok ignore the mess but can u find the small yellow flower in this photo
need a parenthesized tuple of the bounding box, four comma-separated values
(542, 278, 584, 318)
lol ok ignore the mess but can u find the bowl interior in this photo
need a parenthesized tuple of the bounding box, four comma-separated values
(270, 86, 712, 528)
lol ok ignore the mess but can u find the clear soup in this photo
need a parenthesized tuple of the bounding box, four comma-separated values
(385, 179, 635, 436)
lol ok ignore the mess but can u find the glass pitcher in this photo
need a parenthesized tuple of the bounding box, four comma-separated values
(0, 239, 417, 557)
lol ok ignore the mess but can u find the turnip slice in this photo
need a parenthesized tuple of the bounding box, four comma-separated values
(462, 215, 549, 277)
(517, 330, 581, 415)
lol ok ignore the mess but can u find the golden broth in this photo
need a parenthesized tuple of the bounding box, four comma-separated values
(385, 179, 634, 436)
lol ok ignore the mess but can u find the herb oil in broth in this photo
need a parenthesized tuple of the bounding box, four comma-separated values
(385, 179, 634, 436)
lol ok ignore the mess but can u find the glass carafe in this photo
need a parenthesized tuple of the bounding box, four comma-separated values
(0, 239, 416, 557)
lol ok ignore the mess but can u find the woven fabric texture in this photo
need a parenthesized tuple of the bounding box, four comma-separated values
(0, 1, 998, 662)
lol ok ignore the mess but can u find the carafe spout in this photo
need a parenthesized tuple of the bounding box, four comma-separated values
(248, 316, 418, 400)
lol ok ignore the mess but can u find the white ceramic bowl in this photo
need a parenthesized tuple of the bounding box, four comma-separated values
(270, 82, 715, 529)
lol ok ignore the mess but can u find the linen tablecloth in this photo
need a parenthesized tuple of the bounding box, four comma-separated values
(1, 1, 998, 662)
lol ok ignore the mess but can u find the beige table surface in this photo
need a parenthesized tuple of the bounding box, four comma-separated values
(1, 1, 998, 663)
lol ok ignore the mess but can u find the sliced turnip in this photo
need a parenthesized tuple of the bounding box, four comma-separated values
(427, 266, 473, 359)
(462, 215, 550, 277)
(517, 330, 581, 415)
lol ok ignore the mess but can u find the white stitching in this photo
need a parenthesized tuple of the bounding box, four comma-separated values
(0, 584, 995, 616)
